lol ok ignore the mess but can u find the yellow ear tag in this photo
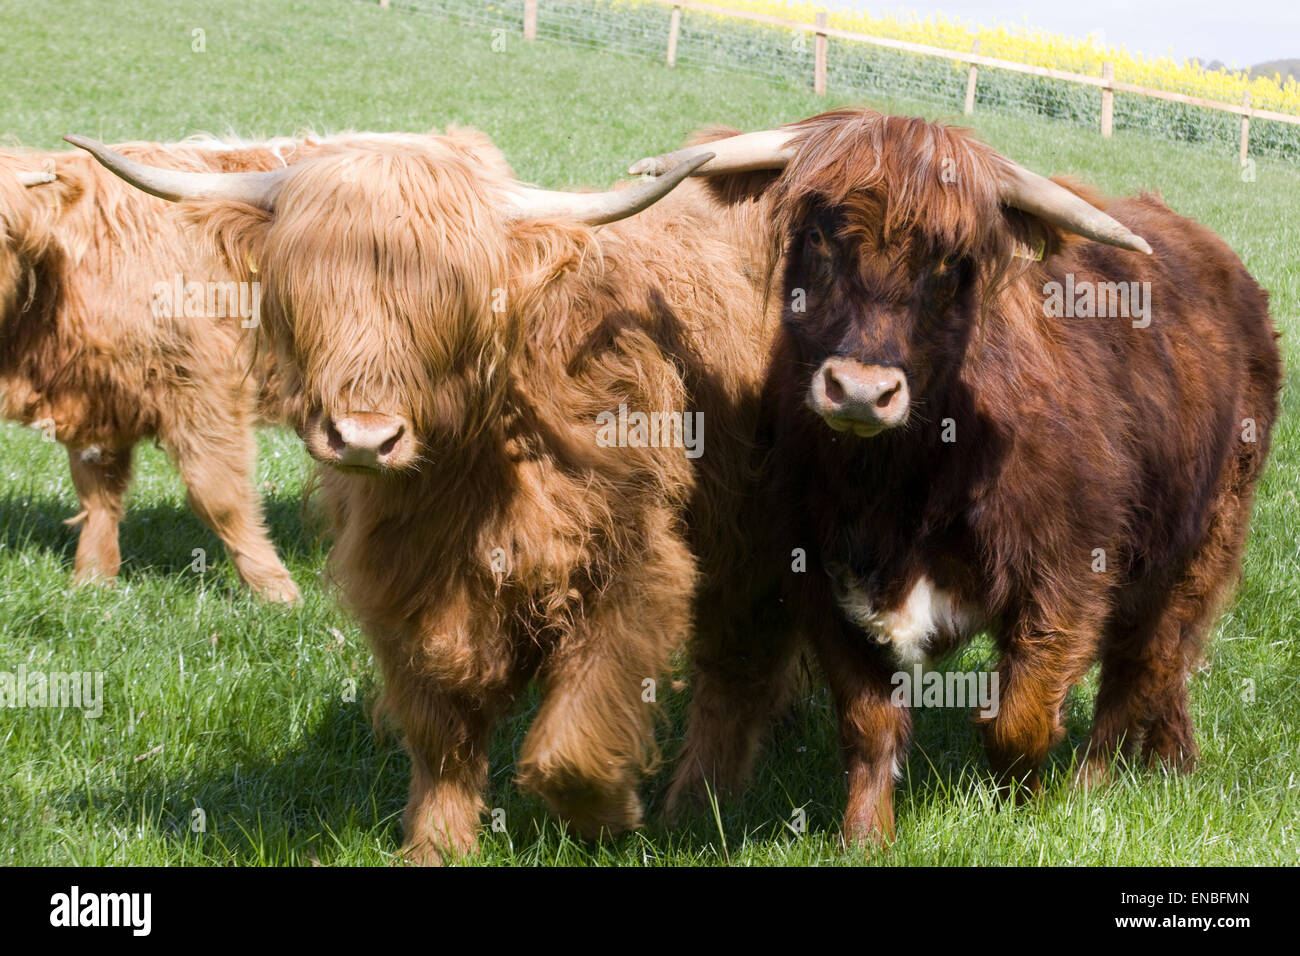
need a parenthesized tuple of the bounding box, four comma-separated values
(246, 255, 259, 275)
(1013, 238, 1045, 261)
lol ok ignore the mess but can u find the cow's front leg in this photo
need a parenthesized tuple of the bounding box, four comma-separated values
(386, 676, 499, 866)
(517, 532, 692, 840)
(367, 594, 525, 865)
(666, 594, 802, 817)
(814, 624, 911, 846)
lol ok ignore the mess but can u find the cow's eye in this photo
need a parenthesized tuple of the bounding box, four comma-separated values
(806, 224, 830, 256)
(933, 255, 960, 278)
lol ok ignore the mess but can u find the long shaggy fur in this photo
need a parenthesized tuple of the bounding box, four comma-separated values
(184, 129, 788, 862)
(675, 107, 1283, 842)
(0, 137, 365, 599)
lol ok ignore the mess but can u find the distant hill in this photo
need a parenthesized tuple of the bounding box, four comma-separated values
(1192, 57, 1300, 84)
(1250, 59, 1300, 83)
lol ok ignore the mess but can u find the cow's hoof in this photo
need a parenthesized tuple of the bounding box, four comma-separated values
(253, 574, 301, 605)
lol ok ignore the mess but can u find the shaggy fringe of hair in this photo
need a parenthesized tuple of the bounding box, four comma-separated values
(174, 127, 782, 859)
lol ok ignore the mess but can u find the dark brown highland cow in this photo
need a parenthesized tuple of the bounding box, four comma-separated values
(635, 108, 1282, 842)
(0, 137, 338, 601)
(70, 129, 790, 863)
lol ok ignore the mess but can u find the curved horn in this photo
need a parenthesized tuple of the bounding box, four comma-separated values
(632, 127, 1151, 255)
(63, 134, 288, 209)
(628, 129, 796, 177)
(17, 169, 56, 187)
(507, 150, 714, 225)
(1000, 163, 1152, 255)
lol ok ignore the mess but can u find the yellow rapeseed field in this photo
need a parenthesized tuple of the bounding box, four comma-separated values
(704, 0, 1300, 116)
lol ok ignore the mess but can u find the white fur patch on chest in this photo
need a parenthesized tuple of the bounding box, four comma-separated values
(836, 574, 976, 664)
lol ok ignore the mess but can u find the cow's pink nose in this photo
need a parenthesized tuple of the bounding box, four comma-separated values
(809, 358, 909, 436)
(317, 412, 414, 470)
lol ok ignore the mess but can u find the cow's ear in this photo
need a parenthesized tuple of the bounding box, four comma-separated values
(29, 168, 86, 212)
(999, 174, 1111, 264)
(998, 205, 1065, 265)
(1, 170, 84, 263)
(178, 200, 271, 280)
(500, 216, 591, 319)
(699, 167, 783, 207)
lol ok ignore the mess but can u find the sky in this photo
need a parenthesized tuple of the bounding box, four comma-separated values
(820, 0, 1300, 67)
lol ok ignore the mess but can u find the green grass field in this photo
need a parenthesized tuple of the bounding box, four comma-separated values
(1, 0, 1297, 866)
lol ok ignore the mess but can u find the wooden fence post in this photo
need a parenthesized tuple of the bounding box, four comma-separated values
(814, 12, 828, 95)
(524, 0, 537, 41)
(667, 5, 681, 67)
(1101, 61, 1114, 138)
(1240, 91, 1252, 166)
(963, 38, 980, 115)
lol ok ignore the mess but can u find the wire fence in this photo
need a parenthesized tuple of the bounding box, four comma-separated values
(369, 0, 1300, 165)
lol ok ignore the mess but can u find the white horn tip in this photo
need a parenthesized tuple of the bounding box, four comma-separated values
(64, 134, 113, 166)
(1108, 229, 1152, 255)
